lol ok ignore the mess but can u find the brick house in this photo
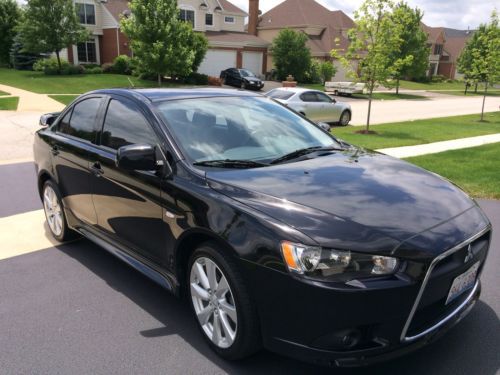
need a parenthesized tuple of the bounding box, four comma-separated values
(249, 0, 356, 81)
(61, 0, 269, 77)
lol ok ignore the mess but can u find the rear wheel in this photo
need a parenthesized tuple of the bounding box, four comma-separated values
(339, 110, 351, 126)
(42, 180, 77, 242)
(188, 242, 260, 360)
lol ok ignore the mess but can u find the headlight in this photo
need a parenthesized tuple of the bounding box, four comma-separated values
(281, 241, 399, 282)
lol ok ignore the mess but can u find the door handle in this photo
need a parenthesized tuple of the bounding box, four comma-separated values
(91, 162, 104, 177)
(51, 145, 59, 156)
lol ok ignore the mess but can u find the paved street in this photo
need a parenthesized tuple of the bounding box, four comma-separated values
(0, 161, 499, 375)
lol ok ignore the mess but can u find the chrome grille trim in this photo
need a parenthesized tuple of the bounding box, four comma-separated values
(400, 225, 490, 342)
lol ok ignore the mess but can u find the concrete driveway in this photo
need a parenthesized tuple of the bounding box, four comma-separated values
(0, 162, 498, 374)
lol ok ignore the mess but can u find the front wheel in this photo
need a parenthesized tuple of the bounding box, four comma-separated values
(188, 242, 260, 360)
(339, 110, 351, 126)
(42, 180, 77, 242)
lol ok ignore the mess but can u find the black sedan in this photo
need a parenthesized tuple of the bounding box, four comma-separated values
(33, 88, 491, 367)
(220, 68, 264, 90)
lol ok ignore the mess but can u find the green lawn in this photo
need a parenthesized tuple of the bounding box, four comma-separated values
(398, 80, 470, 90)
(0, 90, 9, 96)
(0, 68, 181, 94)
(0, 97, 19, 110)
(352, 92, 428, 100)
(406, 143, 500, 199)
(49, 95, 79, 106)
(429, 90, 500, 97)
(332, 112, 500, 150)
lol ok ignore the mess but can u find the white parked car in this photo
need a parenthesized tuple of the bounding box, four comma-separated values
(265, 87, 352, 126)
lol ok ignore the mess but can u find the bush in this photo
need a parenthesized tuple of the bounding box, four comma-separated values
(304, 60, 322, 84)
(33, 57, 69, 73)
(85, 67, 103, 74)
(112, 55, 132, 75)
(102, 63, 113, 73)
(319, 61, 336, 84)
(183, 72, 209, 85)
(431, 74, 447, 83)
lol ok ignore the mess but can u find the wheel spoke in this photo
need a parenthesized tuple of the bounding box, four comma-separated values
(219, 311, 236, 344)
(215, 275, 229, 298)
(190, 282, 210, 301)
(196, 305, 213, 325)
(219, 300, 237, 323)
(194, 262, 210, 290)
(212, 314, 221, 344)
(206, 260, 218, 291)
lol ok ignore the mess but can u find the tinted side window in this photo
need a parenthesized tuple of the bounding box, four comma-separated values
(101, 98, 158, 150)
(59, 98, 100, 142)
(300, 92, 318, 102)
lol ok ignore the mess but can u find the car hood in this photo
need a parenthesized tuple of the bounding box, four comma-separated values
(206, 149, 488, 256)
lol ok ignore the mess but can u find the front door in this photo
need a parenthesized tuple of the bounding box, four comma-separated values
(89, 95, 169, 266)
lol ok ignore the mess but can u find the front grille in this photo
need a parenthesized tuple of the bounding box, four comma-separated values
(402, 229, 491, 341)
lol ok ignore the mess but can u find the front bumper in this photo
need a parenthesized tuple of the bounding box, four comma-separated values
(240, 227, 490, 367)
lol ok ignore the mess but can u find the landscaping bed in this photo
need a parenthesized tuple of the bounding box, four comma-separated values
(332, 112, 500, 150)
(405, 143, 500, 199)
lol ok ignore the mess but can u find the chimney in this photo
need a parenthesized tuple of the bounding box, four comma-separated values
(248, 0, 259, 36)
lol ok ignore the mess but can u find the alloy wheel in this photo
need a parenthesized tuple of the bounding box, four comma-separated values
(341, 111, 351, 126)
(43, 185, 63, 237)
(190, 257, 238, 349)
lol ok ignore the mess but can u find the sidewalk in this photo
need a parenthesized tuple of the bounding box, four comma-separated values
(377, 133, 500, 158)
(0, 84, 64, 112)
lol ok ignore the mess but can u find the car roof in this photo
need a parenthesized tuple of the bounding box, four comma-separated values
(269, 87, 320, 94)
(86, 88, 262, 103)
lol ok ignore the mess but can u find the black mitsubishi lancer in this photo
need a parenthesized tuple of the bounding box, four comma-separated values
(33, 88, 491, 367)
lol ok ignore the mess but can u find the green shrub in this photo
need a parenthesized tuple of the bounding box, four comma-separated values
(112, 55, 132, 75)
(85, 67, 103, 74)
(303, 60, 322, 84)
(319, 61, 336, 84)
(60, 65, 84, 75)
(34, 57, 69, 73)
(102, 63, 113, 73)
(183, 72, 209, 85)
(431, 74, 447, 83)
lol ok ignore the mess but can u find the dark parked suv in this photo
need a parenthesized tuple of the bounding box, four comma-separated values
(34, 88, 491, 367)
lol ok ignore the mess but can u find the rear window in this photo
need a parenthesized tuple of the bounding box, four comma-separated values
(267, 90, 294, 100)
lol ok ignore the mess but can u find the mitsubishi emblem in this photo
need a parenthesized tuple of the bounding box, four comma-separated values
(464, 244, 474, 263)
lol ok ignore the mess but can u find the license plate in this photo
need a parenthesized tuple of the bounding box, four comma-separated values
(446, 262, 480, 305)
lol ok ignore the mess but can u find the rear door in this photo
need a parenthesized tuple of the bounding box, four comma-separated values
(52, 96, 103, 225)
(299, 91, 325, 121)
(314, 92, 340, 122)
(89, 95, 169, 266)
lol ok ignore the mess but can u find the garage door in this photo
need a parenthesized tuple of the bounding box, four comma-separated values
(242, 52, 263, 76)
(198, 50, 237, 77)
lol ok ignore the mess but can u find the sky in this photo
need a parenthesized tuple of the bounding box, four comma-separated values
(230, 0, 500, 29)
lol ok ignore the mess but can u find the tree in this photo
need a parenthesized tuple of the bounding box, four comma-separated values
(271, 28, 312, 82)
(0, 0, 20, 65)
(319, 61, 336, 84)
(190, 32, 209, 74)
(457, 33, 478, 94)
(9, 34, 42, 70)
(332, 0, 410, 132)
(17, 0, 89, 73)
(121, 0, 203, 86)
(389, 2, 429, 94)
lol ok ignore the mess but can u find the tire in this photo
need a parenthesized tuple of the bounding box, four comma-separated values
(42, 180, 77, 242)
(334, 90, 339, 96)
(187, 242, 261, 360)
(339, 110, 351, 126)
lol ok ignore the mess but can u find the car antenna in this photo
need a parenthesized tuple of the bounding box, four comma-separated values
(127, 77, 135, 89)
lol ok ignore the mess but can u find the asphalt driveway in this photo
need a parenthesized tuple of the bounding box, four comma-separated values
(0, 162, 498, 375)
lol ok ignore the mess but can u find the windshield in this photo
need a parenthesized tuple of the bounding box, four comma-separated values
(155, 96, 340, 166)
(239, 69, 255, 77)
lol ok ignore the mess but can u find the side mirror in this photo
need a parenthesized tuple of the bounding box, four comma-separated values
(40, 112, 60, 127)
(116, 144, 159, 171)
(317, 122, 331, 132)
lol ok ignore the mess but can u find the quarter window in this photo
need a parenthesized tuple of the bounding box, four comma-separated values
(59, 98, 101, 142)
(77, 39, 97, 63)
(101, 98, 158, 150)
(180, 9, 195, 27)
(75, 3, 95, 25)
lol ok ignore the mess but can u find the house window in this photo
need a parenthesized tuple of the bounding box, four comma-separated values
(75, 3, 96, 25)
(205, 13, 213, 26)
(77, 39, 97, 63)
(179, 9, 195, 27)
(224, 16, 235, 24)
(434, 44, 443, 55)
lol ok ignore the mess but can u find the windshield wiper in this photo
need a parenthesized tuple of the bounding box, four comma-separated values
(193, 159, 269, 169)
(270, 146, 343, 165)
